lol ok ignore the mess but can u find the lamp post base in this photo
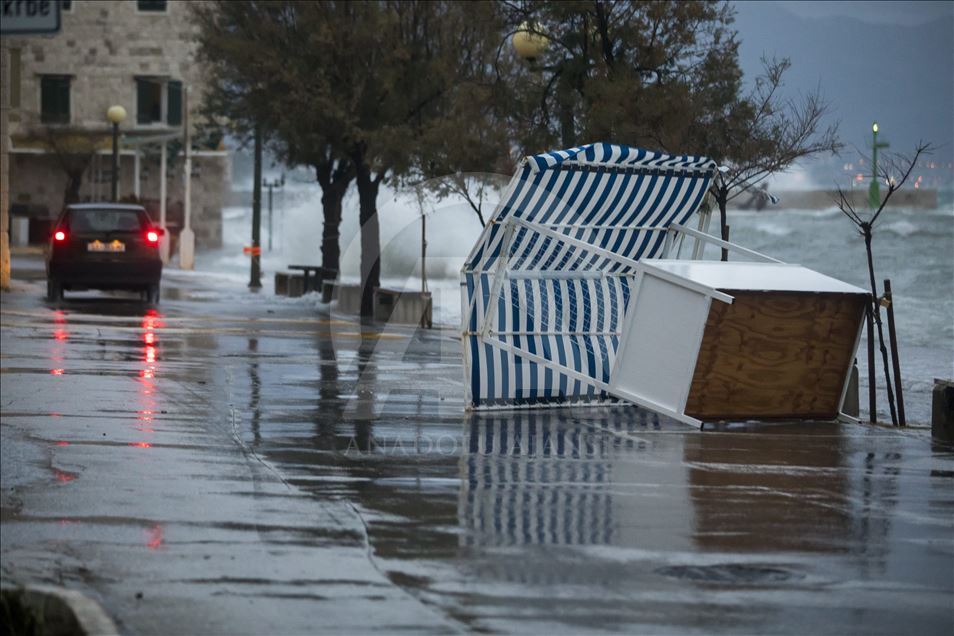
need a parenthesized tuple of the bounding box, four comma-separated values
(159, 232, 171, 265)
(179, 227, 195, 271)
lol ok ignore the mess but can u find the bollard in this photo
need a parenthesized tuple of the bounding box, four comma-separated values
(932, 379, 954, 443)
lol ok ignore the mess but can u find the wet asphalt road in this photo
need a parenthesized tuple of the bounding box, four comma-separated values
(2, 253, 953, 635)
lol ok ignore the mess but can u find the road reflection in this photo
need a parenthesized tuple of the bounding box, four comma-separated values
(461, 411, 618, 547)
(49, 310, 68, 375)
(136, 310, 164, 445)
(684, 425, 852, 553)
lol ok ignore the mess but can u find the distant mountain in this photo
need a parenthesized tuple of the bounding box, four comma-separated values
(733, 2, 954, 180)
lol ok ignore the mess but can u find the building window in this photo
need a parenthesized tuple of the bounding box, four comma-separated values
(40, 75, 71, 124)
(137, 0, 167, 12)
(61, 0, 73, 12)
(136, 77, 182, 126)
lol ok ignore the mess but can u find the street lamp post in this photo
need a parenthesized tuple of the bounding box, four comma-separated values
(868, 121, 889, 209)
(179, 87, 195, 270)
(106, 105, 127, 202)
(263, 175, 284, 252)
(249, 124, 263, 289)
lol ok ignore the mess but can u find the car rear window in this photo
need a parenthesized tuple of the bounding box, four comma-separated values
(68, 209, 147, 233)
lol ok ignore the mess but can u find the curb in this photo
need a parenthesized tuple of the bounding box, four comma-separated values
(2, 585, 119, 636)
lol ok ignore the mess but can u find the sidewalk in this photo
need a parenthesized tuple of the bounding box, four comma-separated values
(2, 252, 953, 635)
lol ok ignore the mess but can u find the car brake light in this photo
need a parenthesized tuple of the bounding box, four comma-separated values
(147, 231, 159, 243)
(54, 230, 66, 242)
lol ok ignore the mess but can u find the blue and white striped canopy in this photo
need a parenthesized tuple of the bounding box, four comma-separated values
(461, 143, 716, 409)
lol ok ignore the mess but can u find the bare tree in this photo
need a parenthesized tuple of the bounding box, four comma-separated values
(423, 172, 511, 227)
(708, 58, 841, 259)
(34, 126, 107, 208)
(835, 141, 934, 425)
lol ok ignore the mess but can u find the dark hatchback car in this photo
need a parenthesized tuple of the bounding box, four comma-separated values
(46, 203, 164, 303)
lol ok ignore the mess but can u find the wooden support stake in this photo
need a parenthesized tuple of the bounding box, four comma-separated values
(884, 279, 906, 426)
(866, 303, 877, 423)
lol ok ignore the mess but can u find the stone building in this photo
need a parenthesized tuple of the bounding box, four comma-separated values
(4, 0, 228, 248)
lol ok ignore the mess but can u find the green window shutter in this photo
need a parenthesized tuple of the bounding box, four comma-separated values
(40, 76, 70, 124)
(167, 80, 182, 126)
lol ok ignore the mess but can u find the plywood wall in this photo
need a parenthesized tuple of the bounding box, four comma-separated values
(685, 291, 868, 421)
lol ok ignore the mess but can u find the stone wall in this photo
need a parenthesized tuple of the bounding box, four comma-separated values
(5, 1, 211, 130)
(4, 0, 226, 247)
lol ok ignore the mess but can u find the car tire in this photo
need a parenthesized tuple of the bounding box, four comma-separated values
(146, 284, 160, 305)
(47, 277, 63, 302)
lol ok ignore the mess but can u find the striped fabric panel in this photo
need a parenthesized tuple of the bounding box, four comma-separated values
(527, 142, 716, 173)
(462, 143, 715, 409)
(473, 158, 713, 273)
(465, 272, 630, 407)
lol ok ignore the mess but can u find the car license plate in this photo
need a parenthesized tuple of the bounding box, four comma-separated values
(88, 240, 125, 253)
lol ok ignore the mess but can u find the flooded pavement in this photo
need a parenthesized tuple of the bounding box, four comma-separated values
(2, 253, 953, 635)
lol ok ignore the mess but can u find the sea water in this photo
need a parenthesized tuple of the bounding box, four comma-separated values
(216, 191, 953, 425)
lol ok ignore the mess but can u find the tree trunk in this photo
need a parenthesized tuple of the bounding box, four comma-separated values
(64, 172, 83, 207)
(557, 77, 575, 149)
(320, 182, 345, 274)
(355, 164, 381, 319)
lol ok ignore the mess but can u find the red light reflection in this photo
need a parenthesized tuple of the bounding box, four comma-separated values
(50, 311, 68, 376)
(54, 469, 78, 484)
(137, 311, 163, 447)
(55, 441, 69, 446)
(146, 524, 163, 550)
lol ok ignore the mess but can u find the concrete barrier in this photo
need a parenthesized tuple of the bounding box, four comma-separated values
(287, 274, 306, 298)
(333, 284, 363, 314)
(274, 272, 290, 296)
(932, 379, 954, 443)
(374, 288, 433, 327)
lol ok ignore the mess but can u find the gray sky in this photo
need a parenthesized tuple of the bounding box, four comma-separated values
(769, 1, 953, 26)
(732, 1, 954, 170)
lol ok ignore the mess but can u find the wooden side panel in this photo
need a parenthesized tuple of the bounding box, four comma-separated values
(685, 291, 867, 421)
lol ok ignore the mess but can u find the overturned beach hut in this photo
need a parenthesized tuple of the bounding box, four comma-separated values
(461, 143, 869, 428)
(460, 143, 717, 410)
